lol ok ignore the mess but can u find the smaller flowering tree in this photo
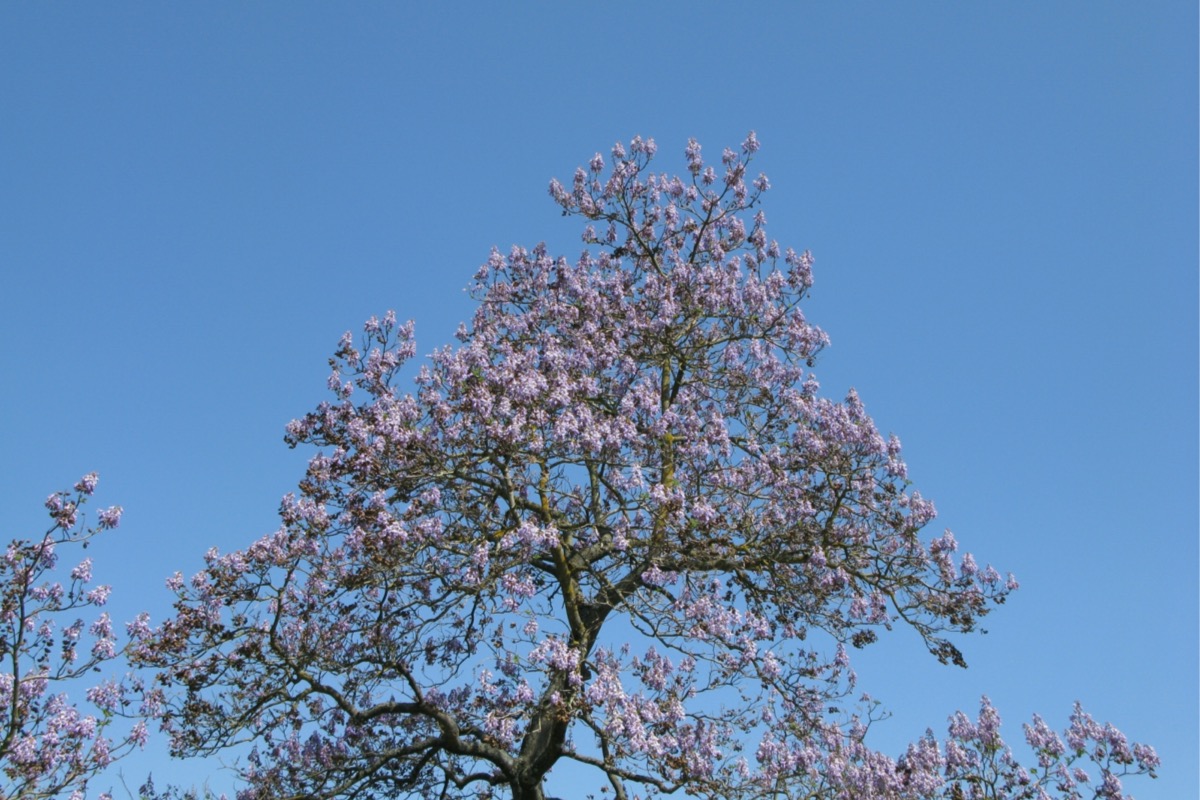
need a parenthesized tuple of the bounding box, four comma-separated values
(0, 475, 148, 799)
(772, 696, 1161, 800)
(934, 698, 1161, 800)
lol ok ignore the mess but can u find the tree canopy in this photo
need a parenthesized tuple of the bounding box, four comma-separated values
(3, 135, 1157, 800)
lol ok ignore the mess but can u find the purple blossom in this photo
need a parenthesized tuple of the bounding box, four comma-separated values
(74, 473, 99, 495)
(96, 505, 122, 529)
(70, 558, 92, 582)
(685, 137, 703, 174)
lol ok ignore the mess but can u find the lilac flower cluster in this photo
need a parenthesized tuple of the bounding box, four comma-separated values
(132, 136, 1156, 800)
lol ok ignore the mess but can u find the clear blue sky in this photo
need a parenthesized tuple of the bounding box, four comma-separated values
(2, 4, 1195, 798)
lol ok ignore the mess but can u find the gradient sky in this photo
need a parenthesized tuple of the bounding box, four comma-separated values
(2, 4, 1195, 798)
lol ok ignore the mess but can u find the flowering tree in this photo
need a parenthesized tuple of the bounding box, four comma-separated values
(133, 135, 1157, 800)
(0, 475, 148, 799)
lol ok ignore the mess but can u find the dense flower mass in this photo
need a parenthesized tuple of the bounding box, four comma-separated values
(130, 135, 1156, 800)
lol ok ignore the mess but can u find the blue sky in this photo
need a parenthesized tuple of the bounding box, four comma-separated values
(1, 4, 1195, 798)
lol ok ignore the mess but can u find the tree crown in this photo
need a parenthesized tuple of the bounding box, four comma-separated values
(126, 135, 1156, 800)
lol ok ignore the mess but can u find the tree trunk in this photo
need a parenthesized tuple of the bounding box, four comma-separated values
(509, 777, 546, 800)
